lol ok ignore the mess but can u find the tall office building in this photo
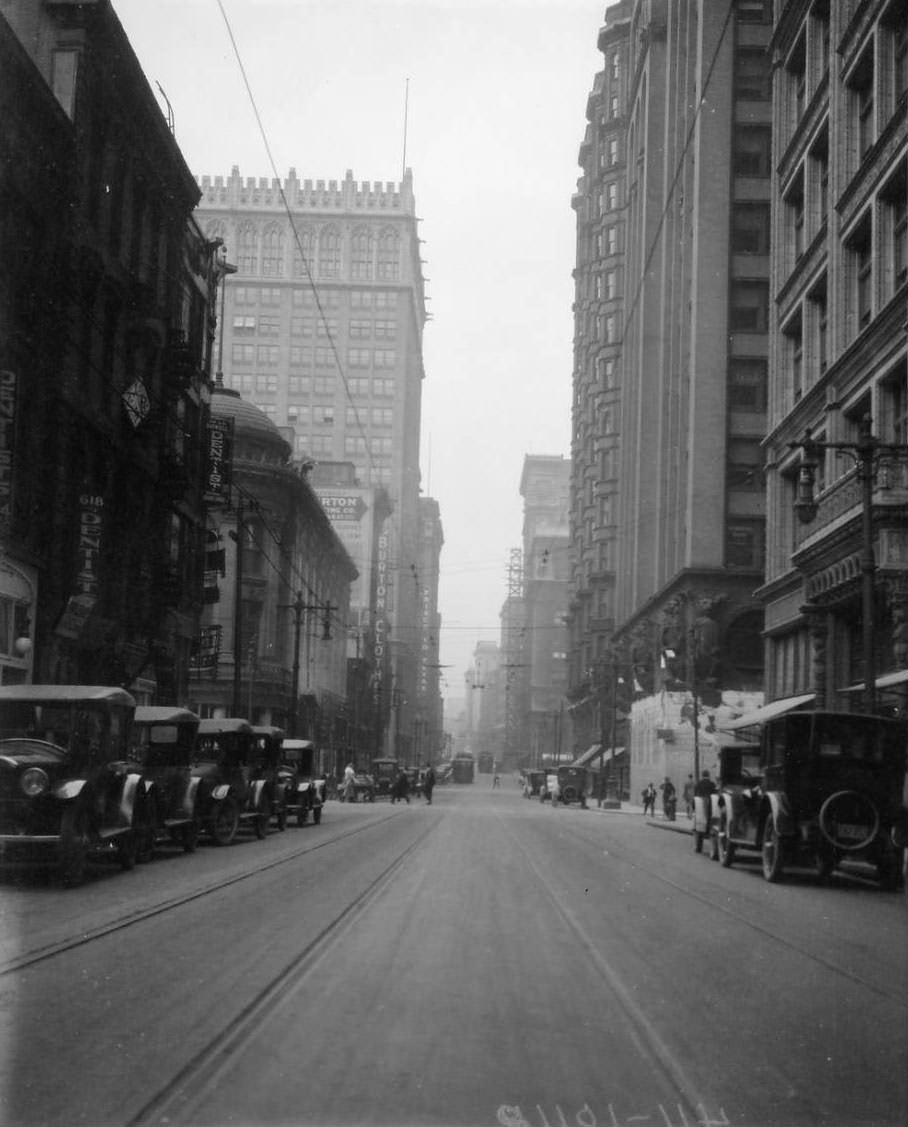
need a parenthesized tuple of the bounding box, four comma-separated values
(759, 1, 908, 709)
(196, 167, 430, 758)
(570, 1, 773, 787)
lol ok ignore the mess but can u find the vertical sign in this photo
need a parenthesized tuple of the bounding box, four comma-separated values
(204, 415, 233, 506)
(0, 370, 17, 539)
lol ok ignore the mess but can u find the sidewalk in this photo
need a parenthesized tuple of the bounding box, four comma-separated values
(589, 799, 692, 835)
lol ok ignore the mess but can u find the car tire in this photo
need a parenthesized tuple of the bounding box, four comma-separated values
(117, 827, 138, 871)
(210, 797, 239, 846)
(59, 806, 89, 887)
(717, 816, 735, 868)
(254, 798, 270, 840)
(181, 818, 200, 853)
(761, 817, 784, 882)
(298, 804, 309, 827)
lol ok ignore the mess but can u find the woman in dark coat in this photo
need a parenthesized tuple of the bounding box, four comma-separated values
(422, 765, 436, 805)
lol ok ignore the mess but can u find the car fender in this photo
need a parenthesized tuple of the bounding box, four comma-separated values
(52, 779, 87, 801)
(177, 775, 202, 820)
(118, 772, 144, 826)
(890, 808, 908, 850)
(763, 791, 794, 839)
(252, 779, 269, 807)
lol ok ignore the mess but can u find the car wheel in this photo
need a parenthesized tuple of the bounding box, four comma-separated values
(59, 806, 89, 887)
(298, 804, 309, 827)
(314, 805, 323, 825)
(877, 846, 904, 892)
(814, 847, 835, 883)
(117, 827, 138, 871)
(761, 817, 784, 883)
(254, 797, 270, 839)
(181, 818, 200, 853)
(210, 797, 239, 846)
(717, 816, 735, 868)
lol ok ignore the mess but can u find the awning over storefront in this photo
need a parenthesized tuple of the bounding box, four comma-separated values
(721, 693, 815, 731)
(571, 744, 601, 767)
(840, 668, 908, 694)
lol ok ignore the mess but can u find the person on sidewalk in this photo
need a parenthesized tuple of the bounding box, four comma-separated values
(693, 769, 716, 820)
(683, 774, 696, 818)
(641, 782, 656, 815)
(423, 764, 436, 805)
(659, 776, 677, 820)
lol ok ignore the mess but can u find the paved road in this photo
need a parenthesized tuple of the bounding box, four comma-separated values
(1, 783, 905, 1127)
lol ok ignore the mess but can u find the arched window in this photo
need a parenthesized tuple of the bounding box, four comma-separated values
(292, 226, 315, 276)
(237, 224, 258, 275)
(377, 227, 400, 280)
(318, 226, 341, 278)
(351, 228, 373, 280)
(261, 225, 284, 276)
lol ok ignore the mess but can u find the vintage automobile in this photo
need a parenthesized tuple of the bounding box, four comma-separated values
(692, 743, 761, 855)
(405, 766, 423, 797)
(557, 765, 590, 807)
(252, 726, 290, 831)
(521, 769, 546, 798)
(714, 710, 908, 888)
(279, 738, 325, 826)
(0, 685, 151, 885)
(192, 718, 272, 845)
(132, 705, 203, 855)
(371, 757, 399, 799)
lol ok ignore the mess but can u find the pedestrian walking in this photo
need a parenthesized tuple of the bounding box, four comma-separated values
(641, 782, 656, 816)
(492, 769, 501, 788)
(391, 769, 410, 805)
(423, 764, 436, 805)
(659, 776, 677, 820)
(683, 774, 695, 819)
(693, 769, 716, 821)
(342, 763, 356, 803)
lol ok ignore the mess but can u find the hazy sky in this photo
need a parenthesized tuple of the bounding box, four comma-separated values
(113, 0, 603, 694)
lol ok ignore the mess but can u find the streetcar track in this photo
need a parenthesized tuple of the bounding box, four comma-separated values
(548, 815, 907, 1010)
(0, 809, 403, 978)
(503, 817, 708, 1121)
(125, 817, 441, 1127)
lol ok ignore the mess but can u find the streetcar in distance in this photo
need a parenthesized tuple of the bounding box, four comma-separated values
(452, 754, 475, 784)
(476, 751, 493, 774)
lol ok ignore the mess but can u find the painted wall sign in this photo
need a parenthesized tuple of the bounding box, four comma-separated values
(204, 416, 233, 505)
(0, 369, 18, 538)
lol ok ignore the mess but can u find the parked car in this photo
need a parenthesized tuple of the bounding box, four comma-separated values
(557, 765, 590, 807)
(252, 726, 290, 831)
(692, 743, 760, 856)
(132, 705, 203, 855)
(371, 757, 399, 799)
(279, 738, 325, 826)
(192, 718, 272, 845)
(714, 710, 908, 888)
(0, 685, 151, 885)
(522, 769, 546, 798)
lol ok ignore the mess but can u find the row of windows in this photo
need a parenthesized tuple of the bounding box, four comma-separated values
(231, 286, 399, 310)
(231, 344, 398, 368)
(228, 372, 396, 398)
(205, 220, 403, 281)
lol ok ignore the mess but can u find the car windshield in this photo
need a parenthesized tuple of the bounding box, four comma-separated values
(0, 701, 113, 756)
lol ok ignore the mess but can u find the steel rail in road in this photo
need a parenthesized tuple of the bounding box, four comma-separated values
(532, 813, 908, 1012)
(0, 808, 407, 979)
(125, 818, 441, 1127)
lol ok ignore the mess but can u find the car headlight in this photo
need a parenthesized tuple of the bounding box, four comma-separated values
(21, 768, 50, 797)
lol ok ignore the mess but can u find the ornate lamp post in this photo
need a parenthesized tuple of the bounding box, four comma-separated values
(791, 414, 908, 715)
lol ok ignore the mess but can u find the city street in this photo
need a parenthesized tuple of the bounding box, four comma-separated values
(0, 782, 905, 1127)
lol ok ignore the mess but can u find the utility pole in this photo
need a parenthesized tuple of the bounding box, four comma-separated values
(231, 496, 244, 716)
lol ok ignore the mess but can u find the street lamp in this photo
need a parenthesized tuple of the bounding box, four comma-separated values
(791, 413, 908, 716)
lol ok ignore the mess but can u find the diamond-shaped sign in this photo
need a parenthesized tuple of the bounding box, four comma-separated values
(122, 378, 151, 428)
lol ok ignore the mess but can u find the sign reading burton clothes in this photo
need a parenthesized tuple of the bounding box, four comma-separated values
(0, 369, 17, 539)
(204, 416, 233, 506)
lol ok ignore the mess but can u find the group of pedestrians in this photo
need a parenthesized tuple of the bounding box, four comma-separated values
(641, 770, 715, 820)
(390, 764, 436, 805)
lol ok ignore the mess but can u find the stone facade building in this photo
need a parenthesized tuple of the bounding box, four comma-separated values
(0, 0, 219, 700)
(195, 167, 429, 760)
(759, 0, 908, 710)
(570, 0, 773, 793)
